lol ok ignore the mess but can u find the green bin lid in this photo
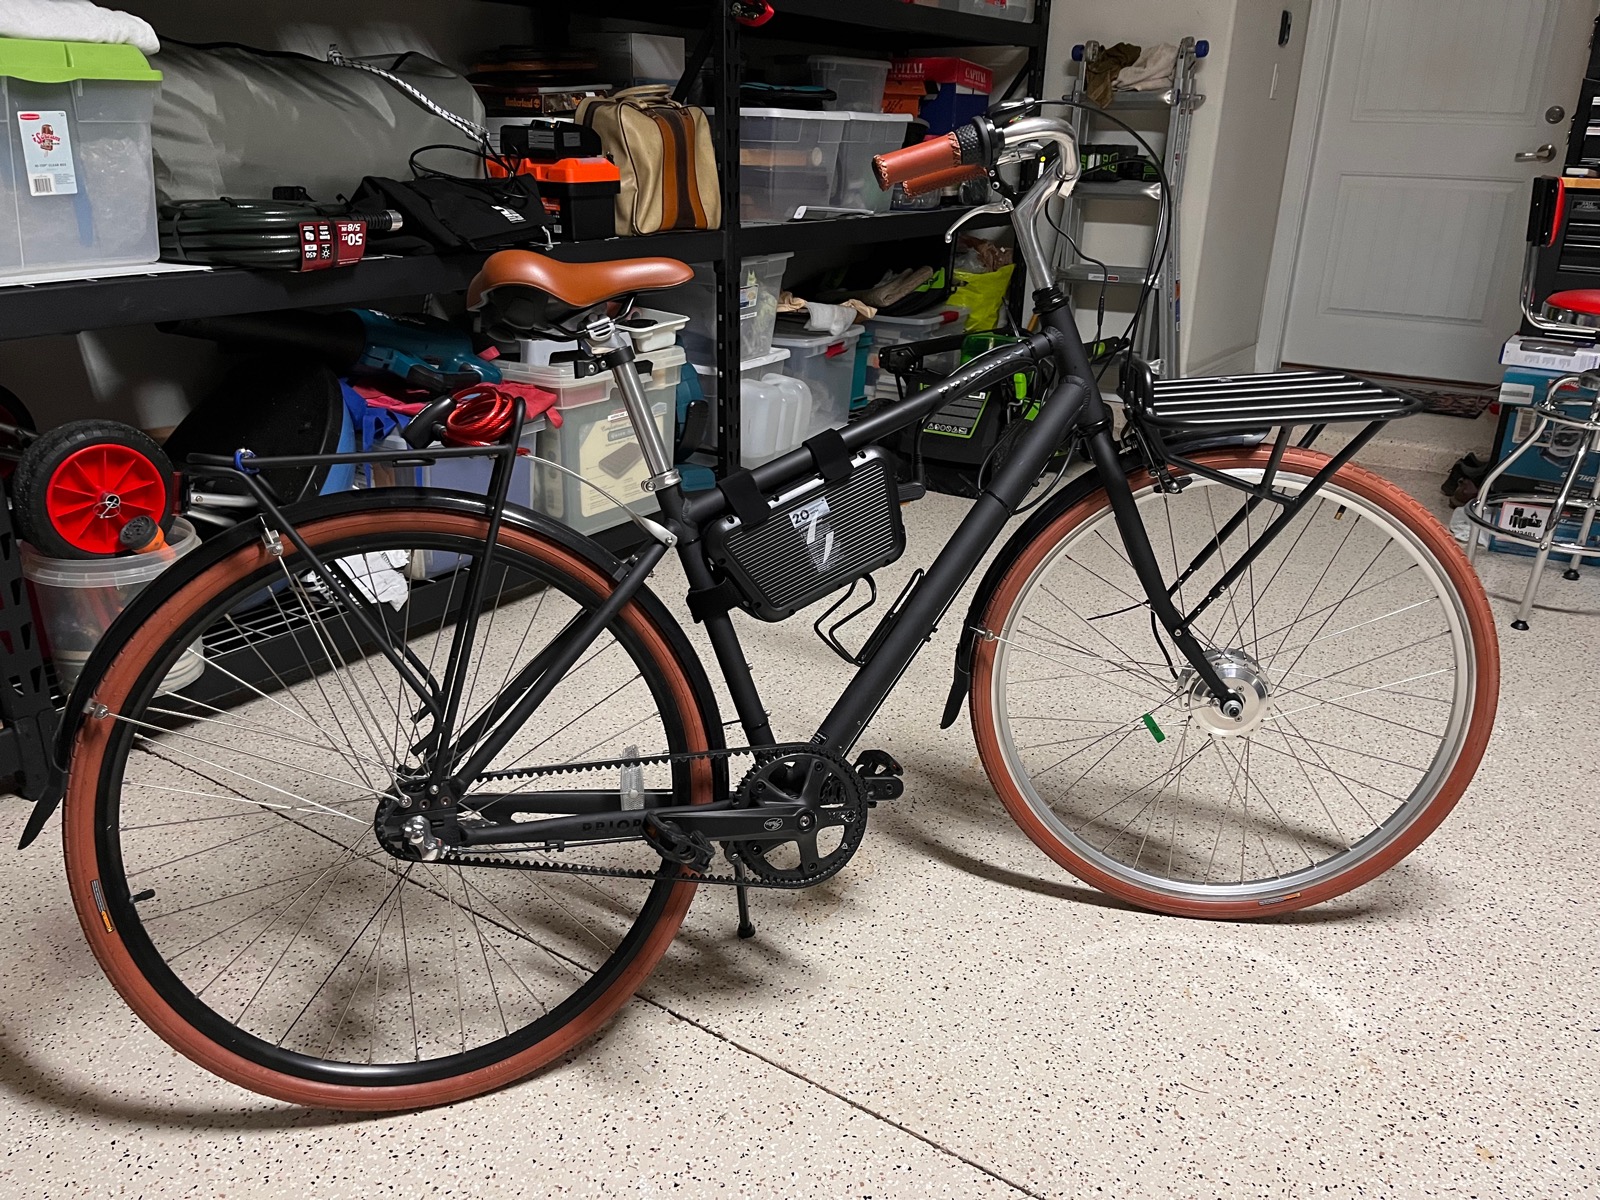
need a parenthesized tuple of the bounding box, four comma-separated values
(0, 38, 160, 84)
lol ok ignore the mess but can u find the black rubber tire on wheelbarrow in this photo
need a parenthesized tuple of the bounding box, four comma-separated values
(12, 420, 177, 559)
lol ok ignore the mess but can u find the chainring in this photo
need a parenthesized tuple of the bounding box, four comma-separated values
(727, 747, 868, 887)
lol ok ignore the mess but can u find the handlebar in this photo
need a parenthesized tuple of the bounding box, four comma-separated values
(872, 111, 1085, 295)
(873, 132, 962, 189)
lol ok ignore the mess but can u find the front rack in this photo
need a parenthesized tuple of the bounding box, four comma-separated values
(1130, 369, 1422, 430)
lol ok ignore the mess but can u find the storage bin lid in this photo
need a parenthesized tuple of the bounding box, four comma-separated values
(737, 107, 852, 121)
(833, 111, 914, 123)
(868, 309, 961, 330)
(771, 326, 865, 357)
(692, 347, 791, 377)
(807, 55, 891, 69)
(0, 37, 160, 83)
(508, 344, 685, 387)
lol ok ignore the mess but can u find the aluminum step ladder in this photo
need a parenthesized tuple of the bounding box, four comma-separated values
(1053, 36, 1207, 379)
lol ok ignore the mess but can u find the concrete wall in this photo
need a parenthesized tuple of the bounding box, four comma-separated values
(1045, 0, 1309, 374)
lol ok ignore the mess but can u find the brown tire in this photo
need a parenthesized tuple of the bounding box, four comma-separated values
(971, 446, 1499, 918)
(63, 503, 717, 1109)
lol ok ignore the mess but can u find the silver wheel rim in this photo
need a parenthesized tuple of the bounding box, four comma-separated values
(989, 467, 1476, 905)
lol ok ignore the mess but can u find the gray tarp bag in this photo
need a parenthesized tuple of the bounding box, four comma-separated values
(150, 44, 487, 203)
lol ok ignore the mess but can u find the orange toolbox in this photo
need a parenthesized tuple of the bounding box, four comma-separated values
(488, 156, 620, 241)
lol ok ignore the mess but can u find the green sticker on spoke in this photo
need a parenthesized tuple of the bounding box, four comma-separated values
(1142, 713, 1166, 743)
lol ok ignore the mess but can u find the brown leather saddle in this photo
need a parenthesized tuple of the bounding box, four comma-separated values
(467, 250, 694, 341)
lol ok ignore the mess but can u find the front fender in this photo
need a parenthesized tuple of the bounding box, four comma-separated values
(939, 433, 1262, 729)
(19, 488, 721, 848)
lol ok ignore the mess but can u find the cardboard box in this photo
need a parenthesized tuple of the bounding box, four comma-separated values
(889, 57, 992, 134)
(1492, 366, 1600, 494)
(1500, 334, 1600, 373)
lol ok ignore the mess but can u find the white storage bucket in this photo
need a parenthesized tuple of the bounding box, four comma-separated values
(23, 518, 201, 691)
(616, 307, 689, 352)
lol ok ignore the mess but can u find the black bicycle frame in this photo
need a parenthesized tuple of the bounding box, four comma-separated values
(421, 302, 1245, 800)
(180, 299, 1244, 806)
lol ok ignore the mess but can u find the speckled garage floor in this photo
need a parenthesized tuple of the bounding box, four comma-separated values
(2, 415, 1596, 1199)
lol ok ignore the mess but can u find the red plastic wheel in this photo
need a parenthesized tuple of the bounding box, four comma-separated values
(13, 419, 177, 559)
(46, 444, 171, 556)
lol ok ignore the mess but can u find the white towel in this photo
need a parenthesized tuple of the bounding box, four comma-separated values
(1116, 43, 1178, 92)
(0, 0, 158, 56)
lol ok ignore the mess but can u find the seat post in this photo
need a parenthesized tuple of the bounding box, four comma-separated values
(583, 317, 682, 494)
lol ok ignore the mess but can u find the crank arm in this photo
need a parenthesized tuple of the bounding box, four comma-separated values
(455, 800, 812, 849)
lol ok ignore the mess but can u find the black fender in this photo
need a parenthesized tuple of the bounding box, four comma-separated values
(939, 432, 1264, 729)
(19, 488, 725, 848)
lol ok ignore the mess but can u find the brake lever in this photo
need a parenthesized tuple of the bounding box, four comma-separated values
(946, 199, 1013, 244)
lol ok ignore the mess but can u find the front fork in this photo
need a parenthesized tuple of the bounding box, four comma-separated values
(1049, 334, 1248, 713)
(1081, 411, 1243, 715)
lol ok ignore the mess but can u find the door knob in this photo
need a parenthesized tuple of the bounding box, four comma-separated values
(1516, 143, 1558, 163)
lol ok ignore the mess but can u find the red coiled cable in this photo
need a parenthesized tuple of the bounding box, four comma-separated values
(441, 386, 514, 446)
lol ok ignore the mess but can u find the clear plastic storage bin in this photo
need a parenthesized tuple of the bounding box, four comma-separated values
(771, 326, 864, 439)
(693, 347, 821, 467)
(0, 38, 162, 280)
(23, 518, 201, 691)
(669, 252, 792, 362)
(505, 347, 685, 534)
(807, 55, 891, 111)
(737, 108, 847, 222)
(691, 346, 789, 411)
(833, 112, 913, 214)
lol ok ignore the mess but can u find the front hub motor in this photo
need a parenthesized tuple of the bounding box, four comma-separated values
(1179, 649, 1272, 737)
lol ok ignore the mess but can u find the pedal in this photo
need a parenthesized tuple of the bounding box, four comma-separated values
(854, 749, 904, 804)
(642, 813, 714, 871)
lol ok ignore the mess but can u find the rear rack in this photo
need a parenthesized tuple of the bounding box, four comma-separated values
(1131, 369, 1422, 430)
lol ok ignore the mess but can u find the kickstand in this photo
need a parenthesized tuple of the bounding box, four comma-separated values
(731, 857, 757, 940)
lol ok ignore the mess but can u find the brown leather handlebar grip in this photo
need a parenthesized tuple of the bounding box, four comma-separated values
(873, 133, 962, 189)
(898, 164, 988, 199)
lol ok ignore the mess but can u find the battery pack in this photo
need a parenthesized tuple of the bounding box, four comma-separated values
(487, 156, 620, 240)
(704, 447, 906, 621)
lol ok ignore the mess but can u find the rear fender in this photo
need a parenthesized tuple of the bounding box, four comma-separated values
(19, 489, 723, 847)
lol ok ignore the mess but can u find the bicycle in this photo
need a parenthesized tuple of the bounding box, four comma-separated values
(21, 105, 1499, 1110)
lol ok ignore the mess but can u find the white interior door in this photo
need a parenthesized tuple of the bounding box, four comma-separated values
(1281, 0, 1597, 382)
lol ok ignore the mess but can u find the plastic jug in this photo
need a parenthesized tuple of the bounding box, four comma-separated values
(740, 375, 786, 464)
(764, 374, 814, 449)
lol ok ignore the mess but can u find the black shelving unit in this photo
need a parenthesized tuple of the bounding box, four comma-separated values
(0, 0, 1048, 800)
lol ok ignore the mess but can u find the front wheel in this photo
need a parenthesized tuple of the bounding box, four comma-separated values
(973, 446, 1499, 918)
(63, 499, 718, 1109)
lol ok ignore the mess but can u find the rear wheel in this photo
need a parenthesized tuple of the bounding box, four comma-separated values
(973, 447, 1499, 918)
(63, 501, 717, 1108)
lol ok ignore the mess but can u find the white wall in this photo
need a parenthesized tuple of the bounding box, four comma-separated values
(1045, 0, 1310, 374)
(1187, 0, 1310, 374)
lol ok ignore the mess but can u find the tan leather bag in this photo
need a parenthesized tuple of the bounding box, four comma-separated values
(577, 85, 721, 234)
